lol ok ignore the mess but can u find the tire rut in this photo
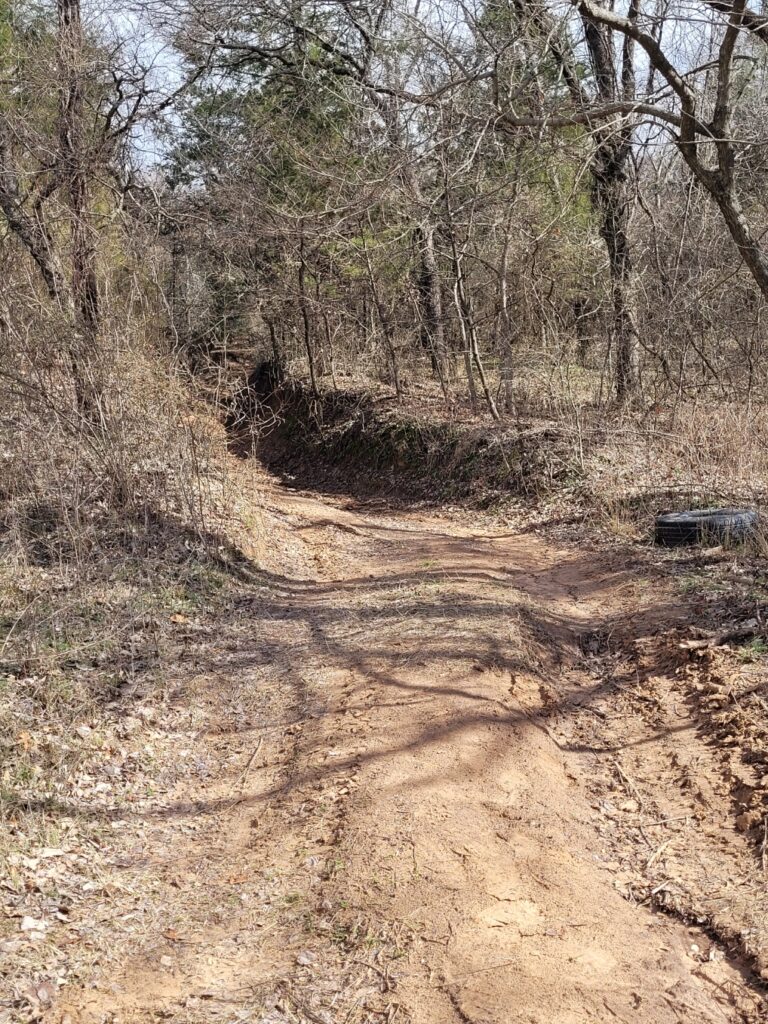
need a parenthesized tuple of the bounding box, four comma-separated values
(56, 483, 765, 1024)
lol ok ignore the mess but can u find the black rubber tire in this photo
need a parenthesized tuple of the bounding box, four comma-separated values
(654, 508, 758, 547)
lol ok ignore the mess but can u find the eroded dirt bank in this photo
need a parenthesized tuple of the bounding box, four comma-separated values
(52, 480, 765, 1024)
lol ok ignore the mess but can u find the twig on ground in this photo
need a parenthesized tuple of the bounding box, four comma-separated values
(235, 735, 264, 791)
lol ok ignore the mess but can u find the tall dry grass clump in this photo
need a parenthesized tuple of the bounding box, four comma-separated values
(1, 316, 222, 569)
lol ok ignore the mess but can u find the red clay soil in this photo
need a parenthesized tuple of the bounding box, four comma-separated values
(53, 481, 765, 1024)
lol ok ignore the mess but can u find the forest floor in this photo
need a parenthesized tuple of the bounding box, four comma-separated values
(5, 459, 768, 1024)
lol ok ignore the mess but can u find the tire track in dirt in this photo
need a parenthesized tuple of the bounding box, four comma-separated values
(55, 483, 765, 1024)
(266, 489, 764, 1024)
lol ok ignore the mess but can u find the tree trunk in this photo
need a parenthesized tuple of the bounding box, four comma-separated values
(322, 308, 337, 389)
(414, 224, 448, 383)
(363, 240, 401, 397)
(0, 124, 69, 304)
(529, 3, 642, 400)
(497, 211, 517, 412)
(366, 93, 449, 393)
(266, 317, 281, 363)
(463, 349, 479, 413)
(592, 138, 640, 399)
(690, 163, 768, 301)
(298, 238, 318, 396)
(449, 234, 501, 421)
(169, 223, 191, 360)
(57, 0, 101, 418)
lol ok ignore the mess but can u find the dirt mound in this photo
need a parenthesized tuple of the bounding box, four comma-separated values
(243, 377, 579, 504)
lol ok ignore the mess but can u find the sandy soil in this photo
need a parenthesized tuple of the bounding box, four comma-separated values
(50, 480, 765, 1024)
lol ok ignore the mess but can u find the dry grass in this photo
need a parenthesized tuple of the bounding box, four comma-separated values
(256, 355, 768, 542)
(571, 402, 768, 542)
(0, 301, 270, 839)
(0, 303, 282, 1018)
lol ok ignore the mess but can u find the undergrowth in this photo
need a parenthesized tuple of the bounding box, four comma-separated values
(0, 323, 263, 853)
(248, 373, 768, 538)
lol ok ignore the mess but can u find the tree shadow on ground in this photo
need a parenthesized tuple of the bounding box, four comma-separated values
(8, 502, 698, 825)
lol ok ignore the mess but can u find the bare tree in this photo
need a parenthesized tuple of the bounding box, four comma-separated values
(561, 0, 768, 302)
(57, 0, 101, 415)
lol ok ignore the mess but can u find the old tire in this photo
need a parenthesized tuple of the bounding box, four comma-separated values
(654, 508, 758, 547)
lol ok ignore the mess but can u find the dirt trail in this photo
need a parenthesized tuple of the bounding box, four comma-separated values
(60, 483, 763, 1024)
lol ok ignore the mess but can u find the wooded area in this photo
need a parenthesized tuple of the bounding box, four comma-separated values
(4, 0, 768, 443)
(6, 4, 768, 1021)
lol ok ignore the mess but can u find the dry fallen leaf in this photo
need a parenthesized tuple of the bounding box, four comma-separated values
(17, 731, 33, 752)
(20, 916, 47, 933)
(20, 916, 48, 941)
(21, 979, 57, 1008)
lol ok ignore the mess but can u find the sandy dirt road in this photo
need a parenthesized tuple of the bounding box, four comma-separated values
(60, 482, 764, 1024)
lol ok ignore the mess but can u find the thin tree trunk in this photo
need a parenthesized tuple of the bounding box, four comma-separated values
(451, 255, 500, 421)
(298, 237, 318, 397)
(169, 223, 191, 359)
(592, 139, 640, 399)
(414, 224, 447, 381)
(266, 317, 281, 363)
(497, 209, 517, 412)
(322, 308, 337, 389)
(445, 198, 501, 421)
(0, 124, 69, 304)
(574, 299, 595, 367)
(363, 92, 449, 394)
(362, 240, 401, 397)
(463, 348, 479, 413)
(57, 0, 101, 418)
(311, 273, 328, 376)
